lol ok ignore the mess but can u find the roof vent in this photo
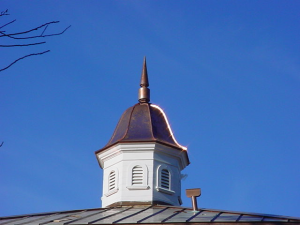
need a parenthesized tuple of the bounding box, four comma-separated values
(109, 171, 116, 191)
(132, 166, 143, 185)
(186, 188, 201, 211)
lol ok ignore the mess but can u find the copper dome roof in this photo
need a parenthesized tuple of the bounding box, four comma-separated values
(96, 58, 188, 162)
(96, 103, 187, 153)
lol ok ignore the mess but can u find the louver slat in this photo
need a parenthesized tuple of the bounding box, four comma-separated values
(132, 166, 143, 185)
(161, 169, 170, 189)
(109, 171, 116, 190)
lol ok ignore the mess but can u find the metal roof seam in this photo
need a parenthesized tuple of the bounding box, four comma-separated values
(63, 209, 111, 225)
(87, 207, 133, 224)
(112, 205, 153, 224)
(150, 104, 187, 151)
(236, 214, 243, 222)
(161, 208, 186, 223)
(2, 206, 300, 224)
(39, 210, 87, 225)
(0, 216, 31, 225)
(15, 213, 60, 225)
(147, 104, 155, 140)
(210, 212, 222, 222)
(185, 210, 203, 222)
(136, 207, 169, 223)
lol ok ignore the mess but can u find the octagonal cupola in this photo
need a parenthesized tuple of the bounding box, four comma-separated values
(95, 58, 189, 207)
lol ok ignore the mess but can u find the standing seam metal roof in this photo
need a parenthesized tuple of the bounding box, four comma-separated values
(1, 205, 300, 225)
(96, 103, 189, 157)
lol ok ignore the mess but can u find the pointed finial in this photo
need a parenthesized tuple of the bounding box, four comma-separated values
(140, 57, 149, 87)
(138, 57, 150, 103)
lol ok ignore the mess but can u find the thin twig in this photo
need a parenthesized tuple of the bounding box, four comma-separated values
(40, 24, 48, 36)
(0, 21, 59, 37)
(0, 50, 50, 72)
(0, 9, 9, 16)
(0, 19, 16, 29)
(0, 25, 71, 39)
(0, 41, 46, 47)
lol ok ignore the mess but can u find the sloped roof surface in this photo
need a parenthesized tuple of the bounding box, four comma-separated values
(1, 205, 300, 225)
(96, 103, 188, 153)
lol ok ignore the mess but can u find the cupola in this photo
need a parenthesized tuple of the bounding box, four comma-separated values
(95, 58, 189, 207)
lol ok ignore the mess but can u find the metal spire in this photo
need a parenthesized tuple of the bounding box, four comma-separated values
(140, 57, 149, 87)
(138, 57, 150, 103)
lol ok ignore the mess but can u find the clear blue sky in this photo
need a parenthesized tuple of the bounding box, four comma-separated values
(1, 0, 299, 218)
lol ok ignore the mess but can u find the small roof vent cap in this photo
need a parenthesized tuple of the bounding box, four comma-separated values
(186, 188, 201, 212)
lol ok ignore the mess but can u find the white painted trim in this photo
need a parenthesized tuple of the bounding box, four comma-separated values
(97, 141, 188, 207)
(156, 187, 175, 195)
(126, 162, 148, 190)
(104, 187, 119, 197)
(127, 186, 150, 190)
(154, 143, 189, 170)
(104, 168, 119, 197)
(156, 164, 174, 194)
(96, 142, 189, 170)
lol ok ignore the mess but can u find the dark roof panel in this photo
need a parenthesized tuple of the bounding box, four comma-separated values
(124, 104, 154, 141)
(1, 206, 299, 224)
(104, 105, 134, 146)
(150, 105, 176, 145)
(96, 103, 188, 153)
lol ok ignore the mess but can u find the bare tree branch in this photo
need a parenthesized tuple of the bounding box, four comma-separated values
(1, 24, 71, 39)
(0, 41, 45, 47)
(40, 24, 48, 36)
(0, 50, 50, 72)
(0, 21, 59, 37)
(0, 9, 70, 72)
(0, 19, 15, 29)
(0, 9, 9, 16)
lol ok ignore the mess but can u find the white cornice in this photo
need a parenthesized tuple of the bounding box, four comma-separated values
(96, 142, 189, 170)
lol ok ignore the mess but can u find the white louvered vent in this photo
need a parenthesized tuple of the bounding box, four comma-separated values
(132, 165, 143, 185)
(161, 169, 170, 189)
(109, 171, 116, 190)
